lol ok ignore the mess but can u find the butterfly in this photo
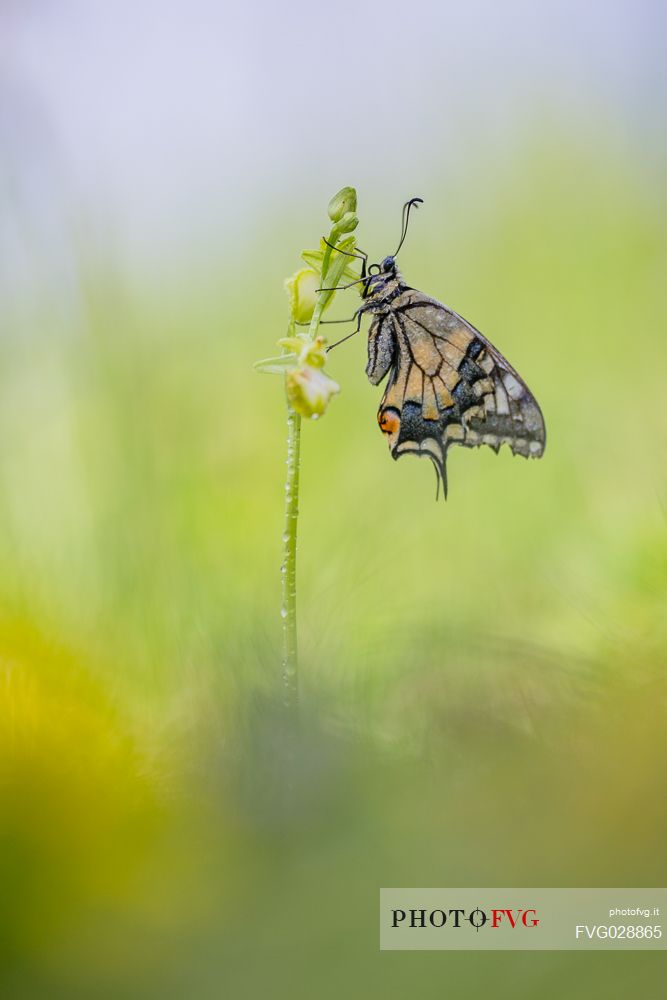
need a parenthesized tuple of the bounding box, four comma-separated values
(326, 198, 546, 498)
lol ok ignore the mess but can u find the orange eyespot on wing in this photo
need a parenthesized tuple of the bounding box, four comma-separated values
(378, 408, 400, 435)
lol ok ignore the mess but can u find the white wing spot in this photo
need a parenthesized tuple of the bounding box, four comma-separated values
(495, 384, 510, 415)
(502, 373, 524, 401)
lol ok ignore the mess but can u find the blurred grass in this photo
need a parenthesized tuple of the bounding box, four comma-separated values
(0, 137, 666, 997)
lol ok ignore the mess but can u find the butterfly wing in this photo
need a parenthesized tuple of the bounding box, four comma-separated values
(367, 290, 546, 497)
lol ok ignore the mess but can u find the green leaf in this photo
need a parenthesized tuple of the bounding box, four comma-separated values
(253, 353, 297, 375)
(317, 236, 360, 312)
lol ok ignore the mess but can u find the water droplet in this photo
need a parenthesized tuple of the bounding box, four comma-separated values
(280, 606, 288, 619)
(282, 532, 290, 543)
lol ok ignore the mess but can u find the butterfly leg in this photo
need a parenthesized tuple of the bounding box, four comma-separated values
(294, 317, 358, 326)
(293, 311, 363, 350)
(322, 238, 368, 269)
(316, 276, 369, 292)
(325, 311, 363, 351)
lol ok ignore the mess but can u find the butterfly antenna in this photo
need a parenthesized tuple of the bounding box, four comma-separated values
(322, 237, 368, 263)
(393, 197, 424, 258)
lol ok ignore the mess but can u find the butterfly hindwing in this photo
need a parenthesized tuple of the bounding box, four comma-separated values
(369, 291, 546, 496)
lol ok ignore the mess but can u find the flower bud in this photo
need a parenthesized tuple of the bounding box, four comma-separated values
(298, 335, 327, 369)
(327, 186, 357, 223)
(284, 268, 320, 324)
(286, 364, 340, 418)
(330, 212, 359, 243)
(277, 334, 305, 353)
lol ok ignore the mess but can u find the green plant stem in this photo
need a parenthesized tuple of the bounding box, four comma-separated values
(281, 399, 301, 714)
(307, 244, 333, 338)
(280, 235, 337, 716)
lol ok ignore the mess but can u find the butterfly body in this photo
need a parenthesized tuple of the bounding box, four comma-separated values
(357, 256, 546, 498)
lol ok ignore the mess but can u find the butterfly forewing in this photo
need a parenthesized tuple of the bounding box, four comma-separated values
(367, 289, 546, 496)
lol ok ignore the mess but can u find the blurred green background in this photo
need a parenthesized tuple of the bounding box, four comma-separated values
(1, 3, 666, 998)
